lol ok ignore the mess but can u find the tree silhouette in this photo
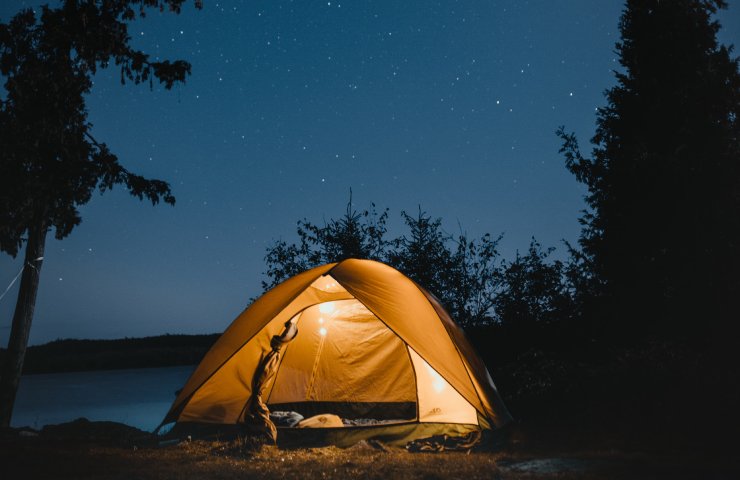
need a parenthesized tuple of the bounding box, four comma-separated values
(262, 193, 389, 290)
(0, 0, 199, 427)
(447, 231, 503, 326)
(388, 209, 503, 326)
(558, 0, 740, 342)
(263, 199, 511, 327)
(388, 208, 455, 305)
(493, 239, 573, 333)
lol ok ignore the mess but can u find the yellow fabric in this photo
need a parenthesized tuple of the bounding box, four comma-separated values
(243, 318, 299, 442)
(418, 286, 513, 428)
(329, 260, 487, 419)
(245, 348, 281, 442)
(178, 285, 354, 424)
(266, 300, 416, 405)
(408, 348, 478, 424)
(163, 259, 511, 430)
(169, 270, 348, 423)
(297, 414, 344, 428)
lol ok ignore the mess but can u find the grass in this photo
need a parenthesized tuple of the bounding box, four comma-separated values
(1, 420, 737, 480)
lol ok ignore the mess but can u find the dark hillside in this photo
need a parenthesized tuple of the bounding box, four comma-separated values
(0, 334, 219, 375)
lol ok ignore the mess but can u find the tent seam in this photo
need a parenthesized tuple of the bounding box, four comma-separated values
(404, 344, 421, 422)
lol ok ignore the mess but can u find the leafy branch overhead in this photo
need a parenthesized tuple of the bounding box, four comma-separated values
(0, 0, 201, 257)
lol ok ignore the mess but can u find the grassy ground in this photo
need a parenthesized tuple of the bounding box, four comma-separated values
(1, 420, 736, 480)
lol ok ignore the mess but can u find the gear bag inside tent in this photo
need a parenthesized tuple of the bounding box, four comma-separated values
(158, 259, 512, 447)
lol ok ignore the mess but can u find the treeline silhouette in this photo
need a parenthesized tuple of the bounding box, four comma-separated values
(0, 334, 219, 375)
(262, 201, 588, 356)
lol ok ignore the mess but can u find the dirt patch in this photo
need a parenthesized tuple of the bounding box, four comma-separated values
(498, 457, 609, 474)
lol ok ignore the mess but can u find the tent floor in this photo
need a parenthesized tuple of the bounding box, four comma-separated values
(278, 422, 480, 448)
(162, 421, 481, 448)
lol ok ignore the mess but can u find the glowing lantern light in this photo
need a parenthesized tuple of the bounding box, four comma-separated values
(314, 276, 345, 293)
(319, 302, 334, 314)
(425, 363, 446, 393)
(319, 327, 327, 336)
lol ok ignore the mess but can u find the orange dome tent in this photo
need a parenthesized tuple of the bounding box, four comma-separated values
(160, 259, 511, 446)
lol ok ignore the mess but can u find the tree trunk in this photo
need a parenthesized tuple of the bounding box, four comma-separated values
(0, 220, 47, 428)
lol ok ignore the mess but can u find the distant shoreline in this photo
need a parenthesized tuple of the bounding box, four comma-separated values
(0, 334, 219, 375)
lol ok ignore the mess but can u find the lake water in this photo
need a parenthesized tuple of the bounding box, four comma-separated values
(11, 365, 195, 432)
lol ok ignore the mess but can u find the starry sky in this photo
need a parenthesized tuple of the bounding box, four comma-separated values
(2, 1, 739, 345)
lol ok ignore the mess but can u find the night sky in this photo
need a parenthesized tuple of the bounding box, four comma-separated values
(2, 1, 739, 345)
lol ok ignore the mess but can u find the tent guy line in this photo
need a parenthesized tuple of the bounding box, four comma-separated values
(0, 258, 43, 304)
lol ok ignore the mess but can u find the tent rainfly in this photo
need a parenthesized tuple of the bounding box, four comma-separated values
(159, 259, 512, 447)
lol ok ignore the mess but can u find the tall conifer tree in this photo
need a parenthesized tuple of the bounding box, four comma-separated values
(559, 0, 740, 341)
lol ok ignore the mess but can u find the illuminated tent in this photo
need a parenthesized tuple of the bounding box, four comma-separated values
(160, 259, 512, 446)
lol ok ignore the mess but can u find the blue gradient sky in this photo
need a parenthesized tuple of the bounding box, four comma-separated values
(2, 1, 739, 344)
